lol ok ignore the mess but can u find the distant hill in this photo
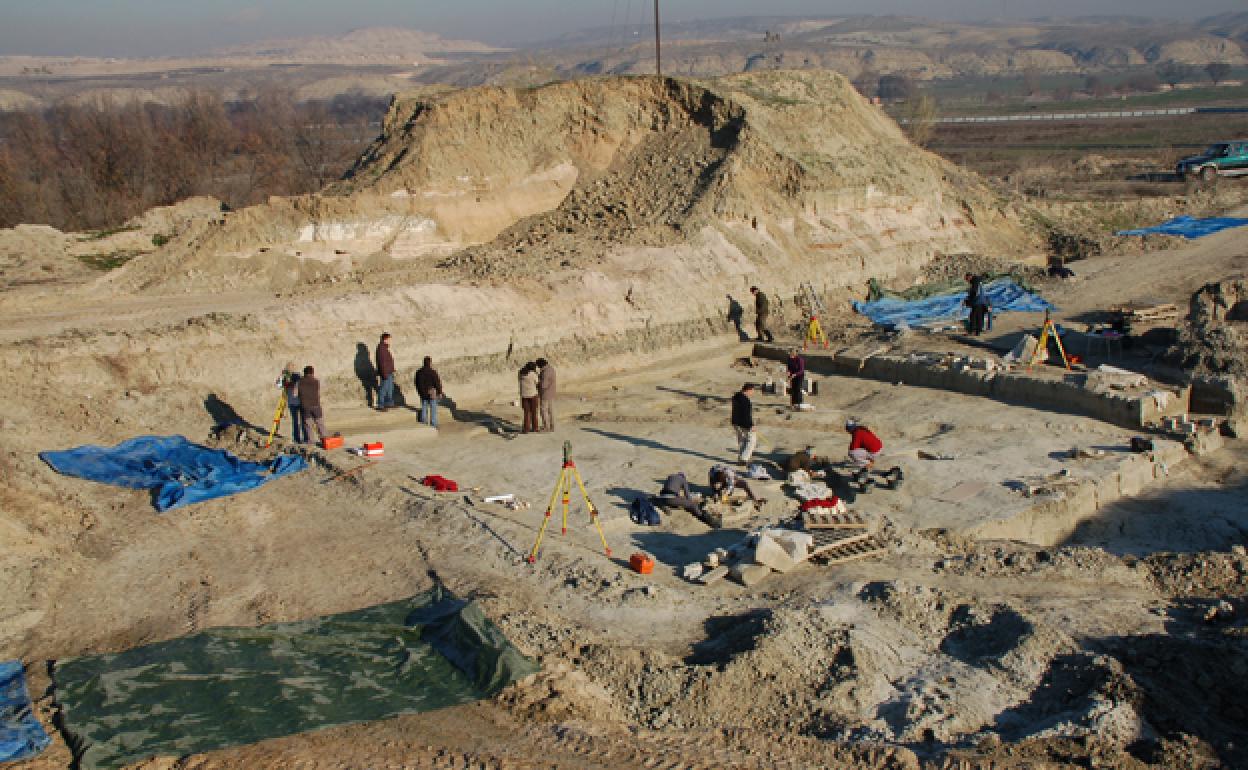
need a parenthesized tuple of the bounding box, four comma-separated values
(444, 14, 1248, 86)
(211, 26, 502, 64)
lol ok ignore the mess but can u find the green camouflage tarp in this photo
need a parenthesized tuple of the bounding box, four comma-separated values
(53, 587, 539, 769)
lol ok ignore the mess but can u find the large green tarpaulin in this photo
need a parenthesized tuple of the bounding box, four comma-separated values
(53, 587, 539, 769)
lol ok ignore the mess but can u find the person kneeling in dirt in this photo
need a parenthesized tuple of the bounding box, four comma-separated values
(845, 418, 883, 468)
(708, 463, 765, 505)
(784, 444, 823, 476)
(652, 472, 703, 516)
(297, 365, 328, 444)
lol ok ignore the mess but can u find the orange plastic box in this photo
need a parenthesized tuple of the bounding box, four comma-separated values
(629, 552, 655, 575)
(363, 442, 384, 457)
(320, 435, 344, 450)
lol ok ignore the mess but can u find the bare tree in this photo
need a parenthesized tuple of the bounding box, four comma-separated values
(1155, 60, 1192, 89)
(1205, 61, 1232, 86)
(901, 94, 939, 148)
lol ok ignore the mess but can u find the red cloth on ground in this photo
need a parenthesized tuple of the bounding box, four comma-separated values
(848, 427, 882, 454)
(799, 497, 840, 511)
(421, 474, 459, 492)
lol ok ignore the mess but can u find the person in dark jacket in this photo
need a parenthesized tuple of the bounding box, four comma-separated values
(414, 356, 443, 429)
(786, 349, 806, 408)
(750, 286, 774, 343)
(375, 332, 396, 411)
(731, 382, 757, 463)
(652, 472, 703, 516)
(297, 365, 327, 443)
(280, 362, 305, 444)
(964, 274, 988, 336)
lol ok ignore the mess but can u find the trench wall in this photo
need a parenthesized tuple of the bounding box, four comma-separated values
(755, 345, 1190, 430)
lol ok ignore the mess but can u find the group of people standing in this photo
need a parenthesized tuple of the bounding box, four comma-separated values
(374, 333, 444, 427)
(518, 359, 557, 433)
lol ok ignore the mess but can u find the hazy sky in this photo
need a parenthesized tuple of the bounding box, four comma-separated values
(1, 0, 1244, 57)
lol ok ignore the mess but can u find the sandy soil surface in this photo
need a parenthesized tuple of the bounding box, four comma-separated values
(3, 74, 1248, 770)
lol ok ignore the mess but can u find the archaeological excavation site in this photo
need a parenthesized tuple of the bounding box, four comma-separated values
(2, 70, 1248, 769)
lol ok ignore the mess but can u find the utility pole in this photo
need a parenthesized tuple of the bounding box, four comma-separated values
(654, 0, 662, 76)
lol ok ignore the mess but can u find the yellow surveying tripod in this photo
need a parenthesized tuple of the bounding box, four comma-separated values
(528, 441, 612, 563)
(264, 370, 290, 448)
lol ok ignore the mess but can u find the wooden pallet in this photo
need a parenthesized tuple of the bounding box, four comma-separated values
(811, 535, 888, 565)
(809, 529, 871, 557)
(801, 510, 871, 530)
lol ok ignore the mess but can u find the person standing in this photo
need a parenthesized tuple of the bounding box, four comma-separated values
(786, 348, 806, 408)
(519, 362, 540, 434)
(750, 286, 775, 343)
(297, 365, 327, 444)
(845, 418, 883, 468)
(964, 274, 988, 337)
(536, 357, 557, 432)
(375, 332, 396, 411)
(731, 382, 758, 464)
(414, 356, 443, 429)
(280, 362, 306, 444)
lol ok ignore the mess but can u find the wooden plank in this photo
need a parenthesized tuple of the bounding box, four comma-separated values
(801, 510, 870, 530)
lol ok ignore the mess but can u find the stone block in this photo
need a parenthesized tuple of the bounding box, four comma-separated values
(753, 534, 799, 573)
(730, 563, 773, 587)
(682, 563, 704, 581)
(699, 566, 730, 585)
(768, 530, 814, 561)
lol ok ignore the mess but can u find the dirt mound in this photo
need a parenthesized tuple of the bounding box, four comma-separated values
(1170, 279, 1248, 421)
(103, 71, 1028, 295)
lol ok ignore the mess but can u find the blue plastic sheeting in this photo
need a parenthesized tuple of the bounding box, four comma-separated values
(1, 660, 50, 763)
(853, 279, 1054, 329)
(40, 436, 307, 511)
(1116, 215, 1248, 239)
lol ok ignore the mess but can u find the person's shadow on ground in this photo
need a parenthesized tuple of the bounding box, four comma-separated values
(354, 343, 377, 408)
(204, 393, 256, 431)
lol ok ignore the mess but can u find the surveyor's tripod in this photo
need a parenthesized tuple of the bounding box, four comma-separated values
(528, 441, 612, 563)
(264, 372, 288, 448)
(1027, 310, 1072, 372)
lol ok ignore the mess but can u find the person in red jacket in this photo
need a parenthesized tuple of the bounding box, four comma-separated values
(845, 418, 883, 468)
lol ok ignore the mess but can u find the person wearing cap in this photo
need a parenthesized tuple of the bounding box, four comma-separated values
(845, 418, 883, 467)
(784, 444, 819, 475)
(279, 362, 306, 444)
(750, 286, 774, 343)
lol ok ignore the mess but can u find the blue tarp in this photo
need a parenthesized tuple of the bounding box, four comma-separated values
(1, 660, 50, 763)
(1116, 215, 1248, 239)
(40, 436, 307, 511)
(853, 278, 1055, 329)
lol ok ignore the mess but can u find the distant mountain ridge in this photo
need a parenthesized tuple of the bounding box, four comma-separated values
(211, 26, 502, 63)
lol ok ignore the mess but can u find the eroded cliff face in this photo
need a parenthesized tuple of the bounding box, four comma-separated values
(9, 71, 1034, 425)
